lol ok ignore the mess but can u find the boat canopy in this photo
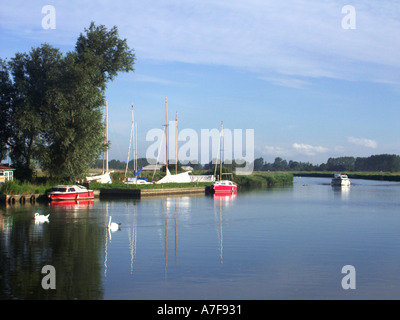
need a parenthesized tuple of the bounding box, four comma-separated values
(85, 171, 112, 184)
(156, 168, 192, 184)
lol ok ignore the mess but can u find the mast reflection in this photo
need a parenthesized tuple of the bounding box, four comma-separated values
(213, 192, 237, 264)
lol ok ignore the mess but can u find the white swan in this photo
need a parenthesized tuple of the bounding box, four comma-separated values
(108, 216, 121, 232)
(34, 212, 49, 223)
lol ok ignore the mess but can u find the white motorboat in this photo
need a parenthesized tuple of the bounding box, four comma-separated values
(331, 173, 351, 187)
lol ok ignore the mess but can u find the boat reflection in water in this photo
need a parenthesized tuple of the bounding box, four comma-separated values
(332, 185, 350, 199)
(49, 199, 95, 210)
(213, 192, 237, 265)
(162, 196, 192, 279)
(213, 191, 237, 201)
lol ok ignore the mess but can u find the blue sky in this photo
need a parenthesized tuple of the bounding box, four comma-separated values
(1, 0, 399, 164)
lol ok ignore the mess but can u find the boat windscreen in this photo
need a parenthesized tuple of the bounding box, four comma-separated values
(52, 187, 67, 192)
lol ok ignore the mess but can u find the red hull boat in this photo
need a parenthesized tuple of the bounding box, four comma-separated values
(212, 122, 238, 194)
(213, 180, 238, 193)
(48, 185, 95, 201)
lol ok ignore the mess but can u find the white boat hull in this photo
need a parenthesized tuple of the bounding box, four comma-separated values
(331, 173, 351, 187)
(331, 179, 351, 187)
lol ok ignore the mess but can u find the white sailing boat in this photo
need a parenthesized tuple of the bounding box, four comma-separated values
(213, 121, 238, 193)
(123, 105, 152, 185)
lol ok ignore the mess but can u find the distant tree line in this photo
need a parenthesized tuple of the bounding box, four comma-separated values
(94, 158, 204, 171)
(99, 154, 400, 173)
(93, 158, 150, 171)
(253, 154, 400, 172)
(324, 154, 400, 172)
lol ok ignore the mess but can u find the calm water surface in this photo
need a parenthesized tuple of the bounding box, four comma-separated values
(1, 177, 400, 300)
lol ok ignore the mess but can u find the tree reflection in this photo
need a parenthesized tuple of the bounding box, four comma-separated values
(0, 206, 104, 300)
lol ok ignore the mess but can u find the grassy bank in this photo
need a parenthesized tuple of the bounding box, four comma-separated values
(89, 181, 212, 190)
(234, 172, 293, 187)
(0, 180, 53, 195)
(0, 172, 293, 195)
(293, 171, 400, 181)
(91, 172, 294, 190)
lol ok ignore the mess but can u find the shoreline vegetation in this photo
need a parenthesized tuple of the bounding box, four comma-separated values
(0, 171, 293, 195)
(292, 171, 400, 182)
(2, 170, 400, 196)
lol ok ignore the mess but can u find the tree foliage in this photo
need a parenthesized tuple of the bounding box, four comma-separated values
(0, 59, 13, 161)
(0, 22, 135, 181)
(355, 154, 400, 172)
(252, 154, 400, 173)
(326, 157, 355, 171)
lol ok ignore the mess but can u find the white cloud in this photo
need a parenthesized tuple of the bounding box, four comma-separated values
(133, 74, 185, 86)
(262, 145, 291, 157)
(259, 76, 310, 89)
(334, 145, 345, 153)
(263, 143, 329, 158)
(292, 143, 328, 156)
(347, 136, 378, 148)
(1, 0, 400, 86)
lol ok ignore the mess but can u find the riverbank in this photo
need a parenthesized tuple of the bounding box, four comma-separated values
(100, 186, 209, 199)
(234, 172, 293, 187)
(292, 171, 400, 181)
(90, 172, 294, 191)
(0, 180, 51, 195)
(0, 172, 293, 203)
(89, 181, 212, 190)
(3, 171, 399, 198)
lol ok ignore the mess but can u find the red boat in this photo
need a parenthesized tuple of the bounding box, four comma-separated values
(48, 185, 95, 201)
(212, 122, 239, 194)
(213, 180, 238, 193)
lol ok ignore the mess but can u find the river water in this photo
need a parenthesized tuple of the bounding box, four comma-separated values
(1, 177, 400, 300)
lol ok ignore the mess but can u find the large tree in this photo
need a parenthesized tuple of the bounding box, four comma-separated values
(0, 22, 135, 181)
(3, 45, 63, 179)
(0, 59, 13, 161)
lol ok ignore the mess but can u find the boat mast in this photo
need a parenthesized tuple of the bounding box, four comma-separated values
(220, 121, 223, 180)
(165, 97, 169, 171)
(102, 114, 105, 174)
(105, 101, 109, 174)
(135, 120, 138, 173)
(133, 107, 136, 173)
(175, 111, 178, 174)
(125, 105, 134, 179)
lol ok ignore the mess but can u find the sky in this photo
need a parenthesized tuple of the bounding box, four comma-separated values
(0, 0, 399, 165)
